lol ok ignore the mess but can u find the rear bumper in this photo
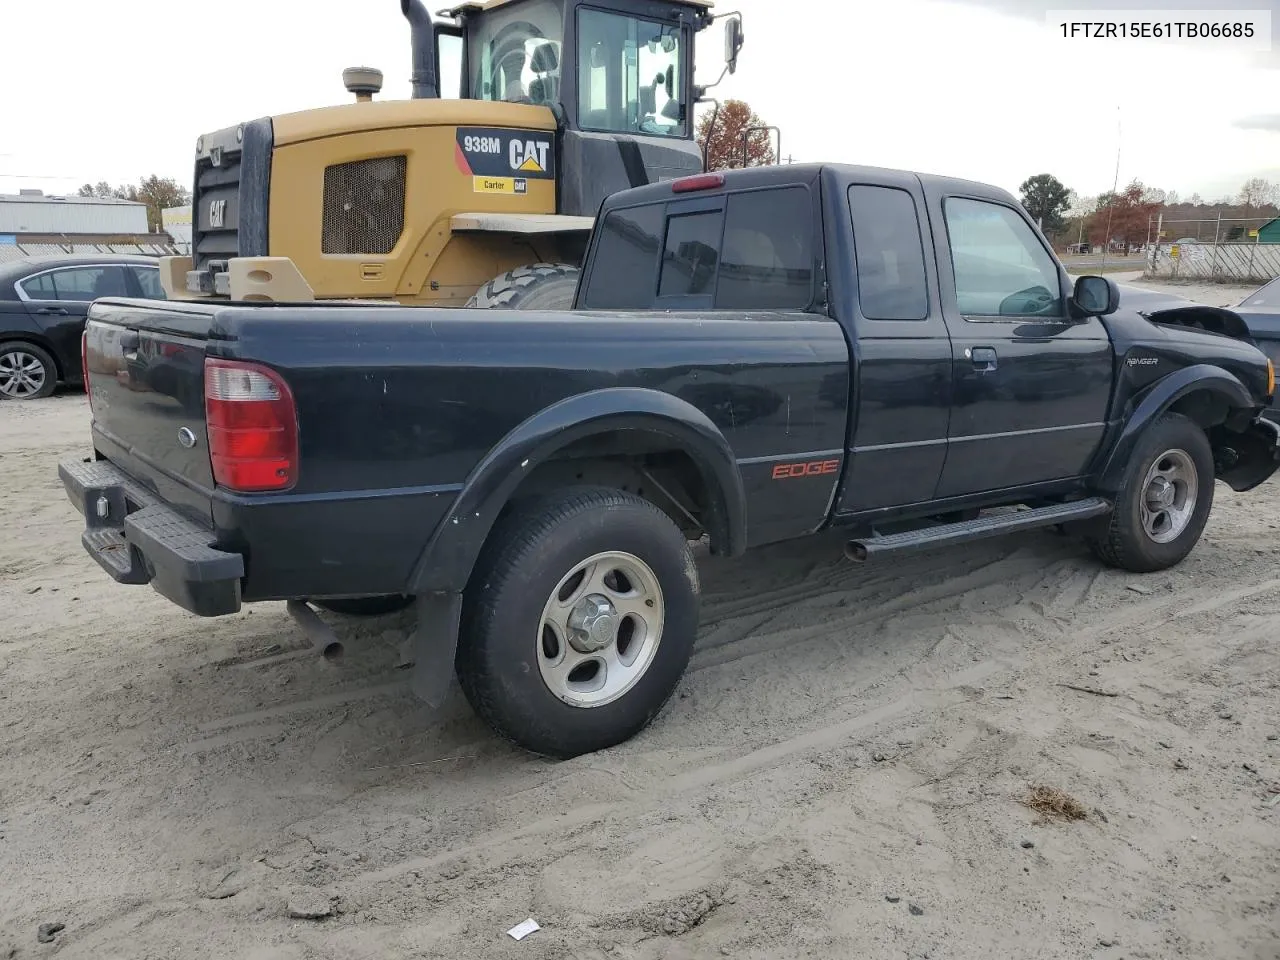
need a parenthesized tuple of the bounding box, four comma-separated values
(59, 457, 244, 616)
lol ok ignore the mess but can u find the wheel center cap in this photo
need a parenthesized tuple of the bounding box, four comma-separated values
(568, 594, 618, 653)
(1146, 477, 1175, 508)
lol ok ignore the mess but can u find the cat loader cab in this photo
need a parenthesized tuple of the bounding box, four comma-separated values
(159, 0, 744, 309)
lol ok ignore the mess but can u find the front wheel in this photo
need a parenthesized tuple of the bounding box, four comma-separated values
(1088, 413, 1214, 572)
(457, 487, 699, 759)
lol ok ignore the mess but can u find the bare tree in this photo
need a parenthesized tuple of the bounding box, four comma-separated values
(1238, 177, 1279, 210)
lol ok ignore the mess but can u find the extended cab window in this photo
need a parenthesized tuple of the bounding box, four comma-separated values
(717, 187, 813, 309)
(848, 185, 928, 320)
(581, 204, 664, 309)
(945, 198, 1063, 318)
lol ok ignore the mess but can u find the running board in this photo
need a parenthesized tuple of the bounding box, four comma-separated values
(845, 498, 1112, 562)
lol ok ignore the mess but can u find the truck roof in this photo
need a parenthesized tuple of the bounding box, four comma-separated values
(600, 163, 1019, 210)
(445, 0, 713, 13)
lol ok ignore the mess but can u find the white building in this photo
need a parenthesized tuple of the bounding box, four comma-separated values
(0, 190, 149, 236)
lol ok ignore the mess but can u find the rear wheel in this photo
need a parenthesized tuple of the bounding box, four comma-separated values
(457, 487, 699, 759)
(0, 342, 57, 400)
(313, 595, 414, 616)
(1088, 413, 1214, 572)
(465, 263, 580, 310)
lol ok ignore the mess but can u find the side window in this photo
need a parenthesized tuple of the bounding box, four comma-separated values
(848, 185, 929, 320)
(944, 198, 1063, 318)
(580, 204, 664, 309)
(131, 266, 165, 299)
(45, 266, 131, 302)
(18, 273, 56, 299)
(717, 187, 813, 309)
(658, 210, 722, 298)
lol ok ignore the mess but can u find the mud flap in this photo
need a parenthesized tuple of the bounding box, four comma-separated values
(408, 592, 463, 708)
(1215, 417, 1280, 492)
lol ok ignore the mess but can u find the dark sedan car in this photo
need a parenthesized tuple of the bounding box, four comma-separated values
(1232, 276, 1280, 420)
(0, 254, 163, 400)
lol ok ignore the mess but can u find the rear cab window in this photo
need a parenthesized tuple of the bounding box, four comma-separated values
(580, 185, 815, 311)
(847, 184, 930, 321)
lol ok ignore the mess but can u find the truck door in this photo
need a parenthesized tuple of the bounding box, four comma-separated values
(834, 175, 953, 514)
(931, 195, 1112, 499)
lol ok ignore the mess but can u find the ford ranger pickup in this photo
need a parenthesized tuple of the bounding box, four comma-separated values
(60, 163, 1280, 758)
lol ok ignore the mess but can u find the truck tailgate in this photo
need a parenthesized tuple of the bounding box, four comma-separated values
(84, 299, 221, 523)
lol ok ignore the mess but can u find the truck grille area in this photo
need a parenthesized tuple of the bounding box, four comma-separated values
(193, 153, 242, 269)
(321, 155, 407, 255)
(190, 118, 273, 275)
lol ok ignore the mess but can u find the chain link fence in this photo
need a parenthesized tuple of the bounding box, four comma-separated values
(1144, 216, 1280, 283)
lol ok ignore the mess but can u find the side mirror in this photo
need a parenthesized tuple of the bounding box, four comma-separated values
(724, 17, 743, 75)
(1072, 275, 1120, 317)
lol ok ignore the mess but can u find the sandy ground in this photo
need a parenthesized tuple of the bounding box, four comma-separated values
(2, 284, 1279, 960)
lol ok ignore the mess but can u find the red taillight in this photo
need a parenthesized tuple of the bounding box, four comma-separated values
(204, 358, 298, 492)
(81, 330, 91, 399)
(671, 173, 725, 194)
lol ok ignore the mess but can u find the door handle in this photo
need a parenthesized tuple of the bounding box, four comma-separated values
(968, 346, 998, 372)
(35, 306, 68, 316)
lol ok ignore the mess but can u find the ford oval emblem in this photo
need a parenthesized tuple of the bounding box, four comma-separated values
(178, 427, 197, 449)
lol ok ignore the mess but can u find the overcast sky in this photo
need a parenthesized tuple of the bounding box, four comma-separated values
(1, 0, 1276, 203)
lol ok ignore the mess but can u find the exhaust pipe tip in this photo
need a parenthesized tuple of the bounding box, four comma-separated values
(844, 541, 868, 563)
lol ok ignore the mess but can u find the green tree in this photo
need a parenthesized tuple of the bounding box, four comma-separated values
(1018, 173, 1072, 233)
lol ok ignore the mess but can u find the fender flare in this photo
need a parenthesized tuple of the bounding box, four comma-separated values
(1096, 364, 1254, 493)
(406, 387, 747, 595)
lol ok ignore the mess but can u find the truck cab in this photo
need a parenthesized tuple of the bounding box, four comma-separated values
(440, 0, 712, 208)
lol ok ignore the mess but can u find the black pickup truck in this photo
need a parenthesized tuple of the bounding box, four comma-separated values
(61, 164, 1280, 759)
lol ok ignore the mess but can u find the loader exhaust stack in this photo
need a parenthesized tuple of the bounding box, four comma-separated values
(401, 0, 440, 99)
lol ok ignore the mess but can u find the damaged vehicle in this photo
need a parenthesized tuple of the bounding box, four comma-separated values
(59, 164, 1280, 759)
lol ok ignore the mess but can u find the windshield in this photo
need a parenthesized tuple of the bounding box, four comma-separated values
(578, 8, 685, 138)
(1241, 275, 1280, 308)
(471, 0, 564, 105)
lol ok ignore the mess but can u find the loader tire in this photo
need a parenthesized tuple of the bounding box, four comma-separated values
(465, 263, 580, 310)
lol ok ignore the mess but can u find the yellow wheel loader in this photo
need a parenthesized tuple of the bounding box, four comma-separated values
(160, 0, 744, 309)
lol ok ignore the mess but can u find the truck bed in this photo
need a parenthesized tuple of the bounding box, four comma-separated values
(79, 297, 849, 605)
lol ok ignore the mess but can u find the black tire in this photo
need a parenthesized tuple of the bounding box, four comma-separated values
(465, 263, 580, 310)
(457, 487, 699, 759)
(0, 341, 58, 400)
(1088, 413, 1214, 573)
(313, 595, 414, 616)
